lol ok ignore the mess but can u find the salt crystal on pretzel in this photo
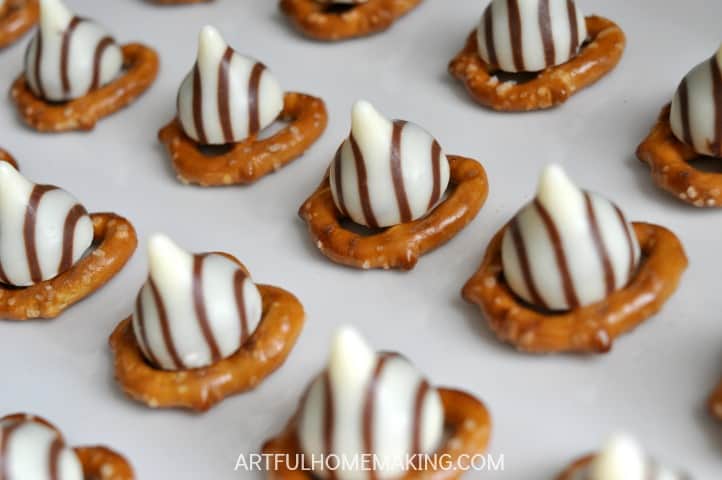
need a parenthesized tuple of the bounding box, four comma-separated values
(556, 433, 687, 480)
(263, 326, 492, 479)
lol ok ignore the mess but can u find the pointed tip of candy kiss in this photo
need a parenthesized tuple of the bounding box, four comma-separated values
(197, 25, 228, 64)
(329, 326, 376, 383)
(147, 233, 192, 280)
(536, 163, 582, 211)
(40, 0, 73, 30)
(591, 433, 645, 480)
(0, 161, 32, 205)
(351, 100, 389, 137)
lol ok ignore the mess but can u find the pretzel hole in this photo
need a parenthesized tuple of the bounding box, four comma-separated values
(321, 3, 356, 14)
(688, 155, 722, 174)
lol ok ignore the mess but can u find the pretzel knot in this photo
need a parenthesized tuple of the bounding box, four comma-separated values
(262, 388, 491, 480)
(0, 0, 38, 49)
(110, 258, 305, 412)
(0, 148, 18, 169)
(158, 92, 327, 186)
(299, 155, 488, 270)
(279, 0, 421, 41)
(637, 104, 722, 207)
(448, 16, 625, 111)
(11, 43, 159, 132)
(0, 213, 137, 321)
(0, 413, 135, 480)
(462, 223, 687, 354)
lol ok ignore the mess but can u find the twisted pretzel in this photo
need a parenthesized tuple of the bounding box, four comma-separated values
(0, 0, 38, 49)
(299, 155, 488, 270)
(462, 223, 687, 354)
(279, 0, 421, 41)
(0, 213, 137, 321)
(1, 413, 134, 480)
(448, 16, 625, 111)
(637, 104, 722, 207)
(110, 261, 305, 412)
(11, 43, 159, 132)
(158, 92, 327, 186)
(262, 388, 491, 480)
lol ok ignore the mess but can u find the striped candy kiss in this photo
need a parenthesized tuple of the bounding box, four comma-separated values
(0, 416, 83, 480)
(177, 26, 284, 146)
(586, 434, 685, 480)
(298, 327, 443, 480)
(501, 165, 640, 312)
(670, 45, 722, 157)
(330, 101, 450, 229)
(476, 0, 587, 73)
(24, 0, 123, 102)
(132, 234, 263, 371)
(0, 163, 94, 288)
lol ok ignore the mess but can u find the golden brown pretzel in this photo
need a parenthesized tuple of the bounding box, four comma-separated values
(279, 0, 421, 41)
(158, 92, 328, 186)
(448, 16, 626, 111)
(11, 43, 159, 132)
(262, 388, 491, 480)
(1, 413, 135, 480)
(0, 0, 38, 49)
(110, 264, 305, 411)
(462, 222, 687, 354)
(299, 155, 488, 270)
(637, 104, 722, 207)
(709, 378, 722, 420)
(0, 148, 19, 169)
(555, 454, 595, 480)
(0, 213, 137, 321)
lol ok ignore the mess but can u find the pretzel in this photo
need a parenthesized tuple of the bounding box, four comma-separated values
(158, 92, 327, 186)
(1, 413, 135, 480)
(448, 16, 625, 111)
(0, 213, 137, 321)
(555, 454, 594, 480)
(462, 222, 687, 354)
(279, 0, 421, 41)
(11, 43, 159, 132)
(110, 260, 305, 412)
(299, 155, 488, 270)
(262, 388, 491, 480)
(0, 0, 38, 49)
(637, 104, 722, 207)
(709, 378, 722, 420)
(0, 148, 18, 169)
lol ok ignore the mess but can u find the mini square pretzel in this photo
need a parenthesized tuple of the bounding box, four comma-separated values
(262, 388, 491, 480)
(0, 148, 18, 169)
(1, 413, 135, 480)
(0, 213, 137, 321)
(709, 378, 722, 420)
(11, 43, 159, 132)
(109, 259, 305, 412)
(462, 222, 687, 354)
(448, 16, 625, 111)
(299, 155, 488, 270)
(637, 104, 722, 207)
(279, 0, 422, 41)
(158, 92, 328, 186)
(0, 0, 38, 49)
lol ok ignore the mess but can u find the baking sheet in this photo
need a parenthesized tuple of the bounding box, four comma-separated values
(0, 0, 720, 477)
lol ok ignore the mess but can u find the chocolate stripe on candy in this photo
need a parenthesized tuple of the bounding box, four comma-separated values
(60, 17, 83, 95)
(507, 0, 525, 71)
(48, 436, 63, 480)
(90, 36, 115, 91)
(710, 57, 722, 156)
(34, 33, 46, 99)
(192, 255, 222, 363)
(322, 371, 337, 480)
(333, 146, 348, 217)
(135, 291, 161, 367)
(149, 278, 185, 370)
(538, 0, 555, 67)
(192, 63, 208, 144)
(218, 47, 234, 144)
(24, 185, 59, 284)
(510, 218, 548, 309)
(483, 6, 498, 66)
(427, 140, 442, 210)
(362, 353, 398, 480)
(390, 120, 412, 223)
(566, 0, 579, 58)
(58, 204, 87, 273)
(534, 199, 580, 309)
(350, 133, 379, 229)
(0, 261, 9, 285)
(411, 380, 430, 455)
(584, 193, 615, 295)
(248, 62, 266, 137)
(614, 205, 637, 280)
(233, 269, 250, 344)
(1, 422, 23, 478)
(678, 79, 693, 146)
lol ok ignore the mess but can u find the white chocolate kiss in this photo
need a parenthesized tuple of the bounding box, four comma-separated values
(24, 0, 123, 102)
(670, 45, 722, 157)
(0, 416, 83, 480)
(501, 165, 640, 311)
(587, 434, 684, 480)
(132, 234, 263, 371)
(329, 101, 451, 228)
(298, 327, 444, 480)
(476, 0, 587, 73)
(0, 163, 93, 287)
(177, 26, 284, 145)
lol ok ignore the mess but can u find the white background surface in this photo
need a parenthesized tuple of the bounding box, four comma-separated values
(0, 0, 720, 478)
